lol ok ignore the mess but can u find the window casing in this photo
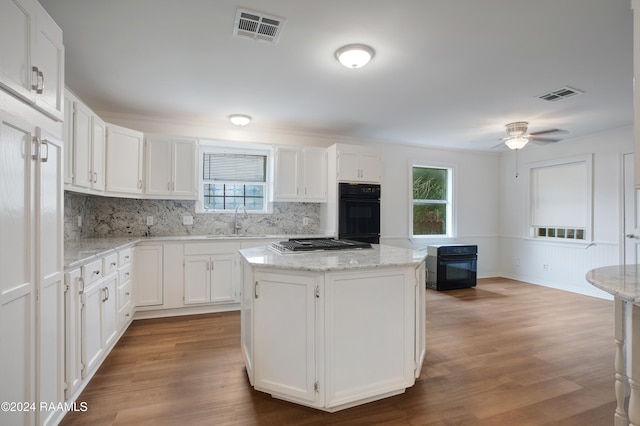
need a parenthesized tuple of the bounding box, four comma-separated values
(198, 144, 271, 213)
(411, 165, 453, 237)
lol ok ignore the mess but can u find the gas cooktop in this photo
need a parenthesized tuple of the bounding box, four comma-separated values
(270, 238, 372, 254)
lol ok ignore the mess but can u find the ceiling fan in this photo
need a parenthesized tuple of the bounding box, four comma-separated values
(500, 121, 567, 150)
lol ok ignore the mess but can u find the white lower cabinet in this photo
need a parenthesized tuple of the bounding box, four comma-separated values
(134, 245, 163, 307)
(183, 242, 240, 305)
(253, 270, 323, 407)
(81, 265, 104, 377)
(244, 264, 423, 411)
(64, 268, 83, 400)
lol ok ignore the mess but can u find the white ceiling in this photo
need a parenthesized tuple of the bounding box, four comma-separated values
(39, 0, 634, 151)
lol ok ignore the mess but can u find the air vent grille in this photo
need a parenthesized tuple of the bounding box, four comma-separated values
(234, 9, 285, 44)
(537, 86, 584, 102)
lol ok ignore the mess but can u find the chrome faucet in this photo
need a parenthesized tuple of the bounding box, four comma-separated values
(234, 204, 247, 234)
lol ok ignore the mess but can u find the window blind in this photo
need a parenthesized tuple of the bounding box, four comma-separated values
(203, 153, 266, 182)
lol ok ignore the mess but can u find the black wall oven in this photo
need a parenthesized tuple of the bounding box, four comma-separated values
(426, 244, 477, 290)
(338, 183, 381, 244)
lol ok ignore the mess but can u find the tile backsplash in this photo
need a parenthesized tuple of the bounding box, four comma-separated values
(65, 192, 320, 240)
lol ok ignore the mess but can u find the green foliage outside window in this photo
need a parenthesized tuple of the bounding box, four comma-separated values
(413, 167, 448, 235)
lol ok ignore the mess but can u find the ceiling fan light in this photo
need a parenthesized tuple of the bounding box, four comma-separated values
(229, 114, 251, 126)
(505, 136, 529, 150)
(335, 44, 375, 69)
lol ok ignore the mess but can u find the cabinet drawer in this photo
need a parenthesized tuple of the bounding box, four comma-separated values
(119, 264, 132, 283)
(82, 259, 103, 284)
(184, 241, 241, 256)
(118, 301, 133, 327)
(118, 280, 132, 310)
(118, 247, 132, 266)
(103, 252, 118, 275)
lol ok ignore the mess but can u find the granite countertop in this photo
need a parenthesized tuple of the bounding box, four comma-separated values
(64, 234, 329, 270)
(239, 244, 427, 272)
(586, 265, 640, 305)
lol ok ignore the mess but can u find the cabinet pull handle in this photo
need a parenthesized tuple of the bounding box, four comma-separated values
(125, 292, 130, 296)
(39, 139, 49, 163)
(101, 288, 106, 302)
(255, 281, 259, 299)
(31, 66, 44, 93)
(138, 179, 143, 189)
(106, 287, 110, 301)
(93, 270, 100, 276)
(125, 272, 130, 278)
(111, 261, 117, 267)
(78, 277, 85, 295)
(94, 172, 98, 183)
(124, 255, 130, 260)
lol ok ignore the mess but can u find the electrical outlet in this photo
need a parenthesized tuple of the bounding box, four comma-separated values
(77, 216, 82, 227)
(183, 215, 193, 226)
(146, 216, 154, 226)
(543, 263, 549, 271)
(303, 217, 309, 226)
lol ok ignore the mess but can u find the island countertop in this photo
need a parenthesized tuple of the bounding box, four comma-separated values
(586, 264, 640, 305)
(239, 244, 427, 272)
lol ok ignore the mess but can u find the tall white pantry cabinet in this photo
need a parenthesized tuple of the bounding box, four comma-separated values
(0, 0, 65, 425)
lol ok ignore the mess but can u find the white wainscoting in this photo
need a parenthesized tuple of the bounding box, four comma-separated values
(499, 236, 618, 299)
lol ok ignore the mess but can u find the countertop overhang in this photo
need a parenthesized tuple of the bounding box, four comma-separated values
(586, 264, 640, 305)
(239, 244, 427, 272)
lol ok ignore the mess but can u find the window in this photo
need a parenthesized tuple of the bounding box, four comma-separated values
(528, 155, 592, 241)
(412, 165, 453, 237)
(199, 144, 270, 213)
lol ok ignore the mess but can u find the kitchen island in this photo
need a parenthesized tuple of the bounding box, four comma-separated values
(586, 265, 640, 426)
(239, 244, 427, 412)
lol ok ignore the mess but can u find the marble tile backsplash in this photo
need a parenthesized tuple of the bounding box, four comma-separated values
(64, 192, 321, 240)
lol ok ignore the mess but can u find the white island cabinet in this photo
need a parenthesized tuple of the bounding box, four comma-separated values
(240, 244, 426, 412)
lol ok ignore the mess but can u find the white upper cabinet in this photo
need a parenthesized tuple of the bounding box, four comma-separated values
(335, 145, 380, 183)
(64, 89, 106, 192)
(145, 136, 198, 199)
(105, 123, 144, 195)
(273, 146, 327, 202)
(0, 0, 64, 121)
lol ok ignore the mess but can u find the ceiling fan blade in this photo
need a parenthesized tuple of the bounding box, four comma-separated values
(530, 137, 561, 144)
(528, 128, 568, 136)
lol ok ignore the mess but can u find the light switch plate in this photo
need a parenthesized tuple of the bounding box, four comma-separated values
(183, 215, 193, 226)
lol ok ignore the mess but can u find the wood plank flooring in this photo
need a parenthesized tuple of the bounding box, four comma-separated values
(60, 278, 617, 425)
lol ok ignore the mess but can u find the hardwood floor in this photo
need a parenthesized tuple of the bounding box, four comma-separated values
(60, 278, 617, 425)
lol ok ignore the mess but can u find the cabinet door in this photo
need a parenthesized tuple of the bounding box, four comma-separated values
(172, 138, 197, 198)
(106, 124, 144, 194)
(254, 272, 320, 404)
(145, 136, 172, 196)
(358, 152, 381, 183)
(134, 245, 163, 307)
(211, 254, 238, 303)
(81, 280, 103, 377)
(64, 269, 83, 400)
(0, 0, 36, 104)
(102, 273, 118, 348)
(33, 6, 64, 121)
(36, 127, 64, 424)
(0, 111, 37, 426)
(63, 95, 74, 184)
(303, 149, 327, 201)
(73, 102, 93, 189)
(91, 115, 106, 191)
(337, 151, 360, 182)
(183, 255, 211, 305)
(274, 146, 300, 201)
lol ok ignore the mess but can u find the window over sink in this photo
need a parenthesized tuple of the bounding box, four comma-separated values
(197, 142, 271, 213)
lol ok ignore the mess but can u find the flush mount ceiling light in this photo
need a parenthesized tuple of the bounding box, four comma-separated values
(335, 44, 375, 69)
(229, 114, 252, 126)
(504, 136, 529, 150)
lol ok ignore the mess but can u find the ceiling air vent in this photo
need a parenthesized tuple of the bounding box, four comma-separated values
(233, 9, 286, 44)
(537, 86, 584, 102)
